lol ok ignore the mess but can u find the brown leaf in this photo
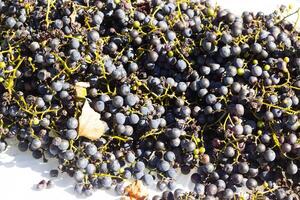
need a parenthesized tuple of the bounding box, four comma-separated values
(78, 99, 108, 140)
(124, 180, 148, 200)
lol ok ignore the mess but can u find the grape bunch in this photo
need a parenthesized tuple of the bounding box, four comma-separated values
(0, 0, 300, 199)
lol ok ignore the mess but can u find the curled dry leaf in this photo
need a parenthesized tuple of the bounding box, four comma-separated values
(123, 180, 148, 200)
(69, 3, 78, 25)
(78, 99, 108, 141)
(75, 82, 90, 99)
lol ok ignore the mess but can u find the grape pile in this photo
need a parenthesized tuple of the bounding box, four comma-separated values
(0, 0, 300, 199)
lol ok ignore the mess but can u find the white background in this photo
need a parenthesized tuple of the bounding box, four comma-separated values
(1, 1, 300, 200)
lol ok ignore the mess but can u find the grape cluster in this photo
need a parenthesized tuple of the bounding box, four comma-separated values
(0, 0, 300, 199)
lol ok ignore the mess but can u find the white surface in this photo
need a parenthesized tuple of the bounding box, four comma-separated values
(1, 1, 300, 200)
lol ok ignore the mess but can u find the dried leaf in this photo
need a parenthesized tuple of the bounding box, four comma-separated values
(124, 180, 148, 200)
(78, 99, 108, 140)
(69, 4, 78, 25)
(75, 82, 90, 99)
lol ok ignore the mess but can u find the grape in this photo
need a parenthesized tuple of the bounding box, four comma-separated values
(167, 128, 181, 139)
(183, 141, 196, 152)
(202, 163, 214, 174)
(85, 144, 97, 156)
(109, 160, 121, 172)
(135, 161, 145, 172)
(231, 173, 243, 185)
(29, 43, 41, 54)
(129, 114, 140, 124)
(65, 129, 77, 140)
(86, 164, 96, 175)
(224, 146, 235, 158)
(101, 177, 112, 189)
(84, 188, 93, 196)
(166, 168, 177, 178)
(114, 113, 126, 125)
(115, 182, 126, 195)
(194, 183, 205, 195)
(158, 160, 170, 172)
(251, 65, 263, 77)
(59, 91, 69, 99)
(169, 138, 180, 147)
(32, 150, 43, 159)
(223, 188, 234, 199)
(88, 30, 100, 42)
(288, 133, 297, 144)
(92, 151, 101, 160)
(199, 78, 210, 88)
(64, 150, 75, 160)
(205, 184, 217, 196)
(134, 171, 144, 180)
(164, 151, 176, 162)
(125, 151, 135, 163)
(35, 97, 45, 109)
(50, 169, 59, 177)
(157, 181, 167, 191)
(58, 139, 69, 151)
(123, 125, 133, 136)
(149, 119, 160, 129)
(74, 183, 84, 194)
(246, 178, 258, 189)
(233, 124, 244, 135)
(263, 149, 276, 162)
(176, 82, 187, 92)
(205, 94, 217, 105)
(238, 162, 249, 174)
(230, 104, 245, 116)
(67, 118, 78, 129)
(256, 143, 266, 153)
(219, 85, 229, 95)
(18, 141, 28, 152)
(74, 170, 85, 182)
(5, 17, 16, 28)
(0, 141, 7, 153)
(143, 174, 154, 186)
(168, 180, 176, 190)
(166, 30, 176, 41)
(125, 94, 137, 106)
(124, 169, 132, 179)
(112, 96, 124, 108)
(76, 157, 89, 169)
(30, 138, 42, 150)
(94, 101, 105, 112)
(49, 145, 59, 156)
(228, 67, 238, 78)
(286, 162, 298, 175)
(128, 62, 138, 72)
(243, 124, 253, 135)
(216, 179, 226, 190)
(70, 50, 81, 62)
(176, 59, 187, 72)
(251, 43, 262, 54)
(155, 141, 165, 151)
(36, 180, 47, 190)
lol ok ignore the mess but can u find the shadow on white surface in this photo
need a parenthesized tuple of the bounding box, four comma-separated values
(0, 143, 90, 199)
(0, 142, 194, 200)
